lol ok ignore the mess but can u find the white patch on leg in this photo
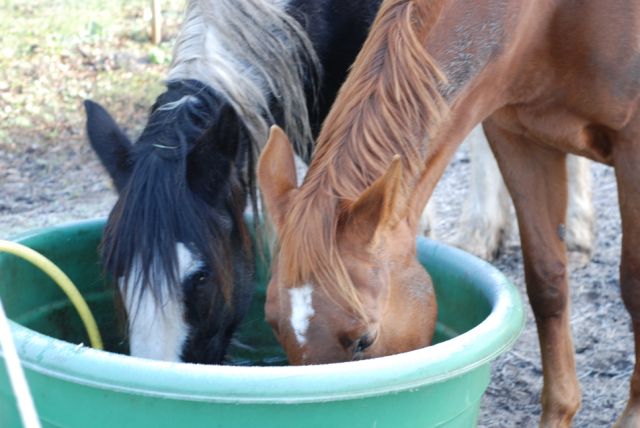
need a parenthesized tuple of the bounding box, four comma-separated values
(289, 284, 315, 346)
(121, 243, 203, 362)
(566, 155, 594, 258)
(450, 126, 511, 260)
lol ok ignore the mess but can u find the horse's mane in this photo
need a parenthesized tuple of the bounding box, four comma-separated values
(167, 0, 320, 160)
(278, 0, 448, 315)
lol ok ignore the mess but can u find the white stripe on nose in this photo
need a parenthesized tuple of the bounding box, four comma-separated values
(289, 284, 315, 346)
(121, 243, 202, 362)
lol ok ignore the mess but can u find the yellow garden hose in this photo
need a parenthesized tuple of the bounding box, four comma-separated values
(0, 240, 103, 350)
(0, 240, 103, 427)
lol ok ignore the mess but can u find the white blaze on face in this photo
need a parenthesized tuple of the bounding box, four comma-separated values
(121, 243, 203, 362)
(288, 284, 315, 346)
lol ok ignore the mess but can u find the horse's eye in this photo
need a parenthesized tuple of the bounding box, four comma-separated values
(353, 333, 376, 354)
(187, 270, 209, 289)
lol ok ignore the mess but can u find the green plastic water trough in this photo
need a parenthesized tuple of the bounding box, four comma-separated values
(0, 219, 523, 427)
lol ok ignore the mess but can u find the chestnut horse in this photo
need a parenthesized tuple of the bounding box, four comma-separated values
(258, 0, 640, 426)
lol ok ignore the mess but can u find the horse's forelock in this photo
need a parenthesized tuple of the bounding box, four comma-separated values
(101, 86, 249, 319)
(278, 193, 368, 320)
(103, 167, 245, 316)
(141, 80, 219, 157)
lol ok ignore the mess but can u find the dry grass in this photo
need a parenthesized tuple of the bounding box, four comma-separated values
(0, 0, 185, 152)
(0, 0, 185, 234)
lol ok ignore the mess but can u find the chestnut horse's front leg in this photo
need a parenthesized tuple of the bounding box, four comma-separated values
(483, 118, 581, 428)
(613, 136, 640, 428)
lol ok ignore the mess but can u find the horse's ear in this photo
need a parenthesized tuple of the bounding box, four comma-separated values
(84, 100, 133, 193)
(345, 156, 405, 245)
(195, 103, 240, 160)
(257, 126, 298, 234)
(187, 105, 240, 192)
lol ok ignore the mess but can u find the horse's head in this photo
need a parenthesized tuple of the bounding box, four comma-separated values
(258, 126, 437, 365)
(84, 83, 255, 364)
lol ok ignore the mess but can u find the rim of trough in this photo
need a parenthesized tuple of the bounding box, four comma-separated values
(3, 219, 525, 404)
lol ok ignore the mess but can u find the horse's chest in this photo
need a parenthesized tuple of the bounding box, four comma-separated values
(490, 103, 616, 165)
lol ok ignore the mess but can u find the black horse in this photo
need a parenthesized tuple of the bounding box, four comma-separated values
(85, 0, 382, 364)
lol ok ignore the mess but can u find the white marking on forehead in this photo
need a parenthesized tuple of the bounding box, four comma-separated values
(289, 284, 315, 346)
(120, 242, 203, 362)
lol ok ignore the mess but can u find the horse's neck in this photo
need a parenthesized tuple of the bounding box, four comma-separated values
(305, 0, 526, 222)
(425, 0, 629, 130)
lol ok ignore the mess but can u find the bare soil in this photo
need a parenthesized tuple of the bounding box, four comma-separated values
(432, 151, 630, 427)
(2, 129, 630, 428)
(0, 2, 631, 427)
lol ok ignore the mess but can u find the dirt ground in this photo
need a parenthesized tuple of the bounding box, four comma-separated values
(433, 152, 631, 427)
(0, 1, 632, 427)
(1, 129, 631, 428)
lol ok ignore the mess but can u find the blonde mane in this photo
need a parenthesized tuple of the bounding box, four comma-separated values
(168, 0, 320, 159)
(277, 0, 449, 316)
